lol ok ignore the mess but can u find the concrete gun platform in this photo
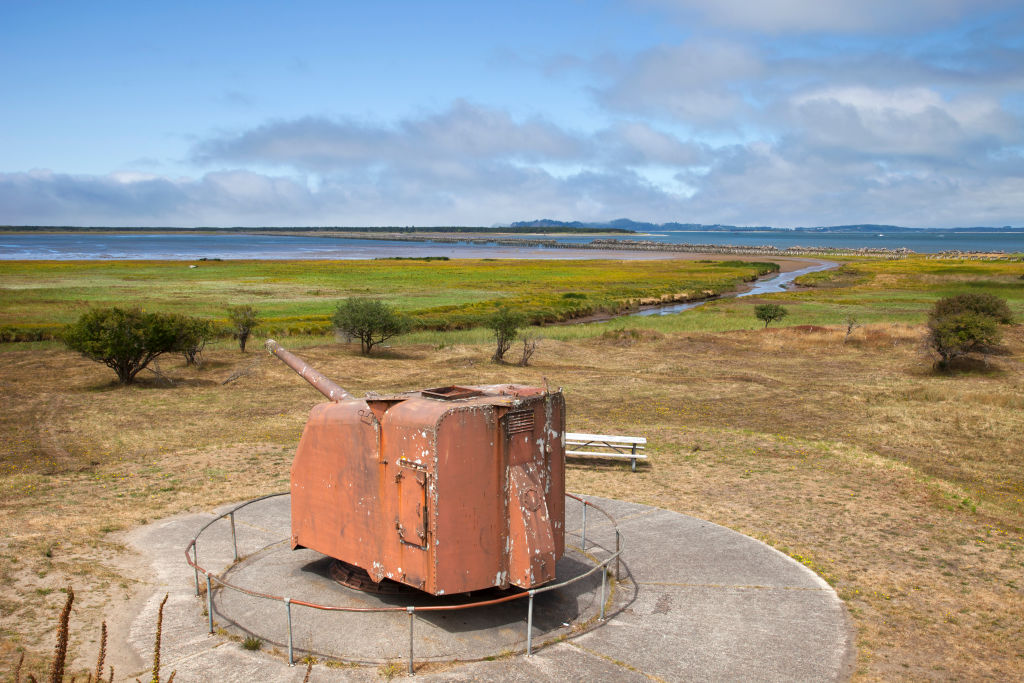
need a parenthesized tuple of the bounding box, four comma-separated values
(119, 494, 854, 681)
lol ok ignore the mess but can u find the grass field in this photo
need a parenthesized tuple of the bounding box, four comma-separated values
(1, 255, 1023, 680)
(0, 258, 776, 340)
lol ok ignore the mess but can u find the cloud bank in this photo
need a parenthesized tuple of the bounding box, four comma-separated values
(2, 3, 1022, 228)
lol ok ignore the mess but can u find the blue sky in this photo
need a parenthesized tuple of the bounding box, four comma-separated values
(2, 0, 1022, 227)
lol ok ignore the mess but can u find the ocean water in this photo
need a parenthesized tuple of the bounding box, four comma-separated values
(1, 230, 1023, 260)
(0, 233, 598, 260)
(558, 230, 1024, 253)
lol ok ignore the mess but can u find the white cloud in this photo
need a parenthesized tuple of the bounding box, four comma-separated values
(109, 172, 163, 184)
(674, 139, 1024, 227)
(595, 41, 762, 125)
(635, 0, 1014, 34)
(787, 86, 1021, 158)
(5, 131, 1023, 229)
(193, 100, 588, 171)
(0, 164, 685, 227)
(596, 121, 706, 165)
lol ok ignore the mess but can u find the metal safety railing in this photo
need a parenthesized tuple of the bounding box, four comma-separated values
(184, 492, 624, 673)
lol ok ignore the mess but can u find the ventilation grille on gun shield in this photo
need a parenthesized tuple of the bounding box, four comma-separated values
(506, 410, 534, 436)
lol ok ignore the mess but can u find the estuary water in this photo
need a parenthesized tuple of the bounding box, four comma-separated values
(1, 230, 1023, 260)
(630, 260, 835, 317)
(559, 230, 1024, 253)
(0, 233, 487, 260)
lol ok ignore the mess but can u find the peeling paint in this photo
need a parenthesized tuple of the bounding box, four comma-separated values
(278, 346, 566, 595)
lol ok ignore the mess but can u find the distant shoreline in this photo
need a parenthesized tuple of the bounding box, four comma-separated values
(4, 223, 1024, 235)
(0, 226, 633, 237)
(2, 228, 1022, 260)
(262, 230, 1024, 260)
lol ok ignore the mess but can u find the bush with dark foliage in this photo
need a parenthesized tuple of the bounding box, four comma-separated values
(486, 306, 525, 363)
(62, 308, 192, 384)
(754, 303, 788, 328)
(332, 298, 410, 355)
(227, 305, 260, 353)
(927, 293, 1014, 369)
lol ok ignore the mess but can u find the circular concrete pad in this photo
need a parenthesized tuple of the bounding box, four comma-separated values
(215, 539, 604, 662)
(120, 494, 854, 681)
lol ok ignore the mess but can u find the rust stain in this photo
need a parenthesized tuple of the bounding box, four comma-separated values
(267, 340, 566, 595)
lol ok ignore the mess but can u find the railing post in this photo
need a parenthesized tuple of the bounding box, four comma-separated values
(581, 502, 588, 550)
(285, 598, 294, 666)
(615, 529, 621, 581)
(407, 606, 415, 675)
(206, 573, 214, 634)
(526, 590, 536, 656)
(229, 511, 238, 561)
(600, 567, 607, 621)
(192, 543, 200, 596)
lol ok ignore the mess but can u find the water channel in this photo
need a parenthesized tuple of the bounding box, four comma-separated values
(629, 259, 837, 317)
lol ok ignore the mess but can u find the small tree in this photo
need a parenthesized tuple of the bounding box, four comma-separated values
(518, 332, 541, 366)
(844, 315, 861, 342)
(62, 307, 187, 384)
(178, 316, 215, 366)
(227, 305, 260, 353)
(754, 303, 788, 328)
(487, 307, 525, 363)
(930, 293, 1013, 324)
(927, 294, 1012, 369)
(928, 311, 1001, 368)
(332, 298, 410, 355)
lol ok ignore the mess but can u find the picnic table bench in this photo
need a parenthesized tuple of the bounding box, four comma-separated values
(564, 432, 647, 472)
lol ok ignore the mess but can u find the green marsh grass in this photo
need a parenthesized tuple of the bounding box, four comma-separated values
(0, 258, 775, 341)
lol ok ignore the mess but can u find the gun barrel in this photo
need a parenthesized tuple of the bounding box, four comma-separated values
(265, 339, 353, 402)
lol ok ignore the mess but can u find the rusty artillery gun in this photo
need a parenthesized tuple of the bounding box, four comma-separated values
(266, 340, 566, 595)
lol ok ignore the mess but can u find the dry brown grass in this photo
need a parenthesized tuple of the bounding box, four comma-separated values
(1, 324, 1023, 680)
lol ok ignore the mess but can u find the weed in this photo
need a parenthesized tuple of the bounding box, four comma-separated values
(241, 635, 263, 651)
(378, 660, 404, 679)
(8, 588, 172, 682)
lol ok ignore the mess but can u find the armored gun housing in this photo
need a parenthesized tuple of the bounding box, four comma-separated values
(266, 340, 566, 595)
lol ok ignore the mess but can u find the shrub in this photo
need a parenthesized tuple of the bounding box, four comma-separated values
(927, 293, 1012, 369)
(227, 305, 260, 352)
(518, 332, 541, 366)
(0, 325, 62, 342)
(487, 306, 524, 363)
(600, 328, 665, 346)
(178, 316, 215, 366)
(930, 293, 1013, 325)
(62, 307, 192, 384)
(332, 298, 411, 355)
(754, 303, 788, 328)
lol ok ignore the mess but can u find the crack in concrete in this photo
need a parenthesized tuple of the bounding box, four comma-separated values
(566, 640, 669, 682)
